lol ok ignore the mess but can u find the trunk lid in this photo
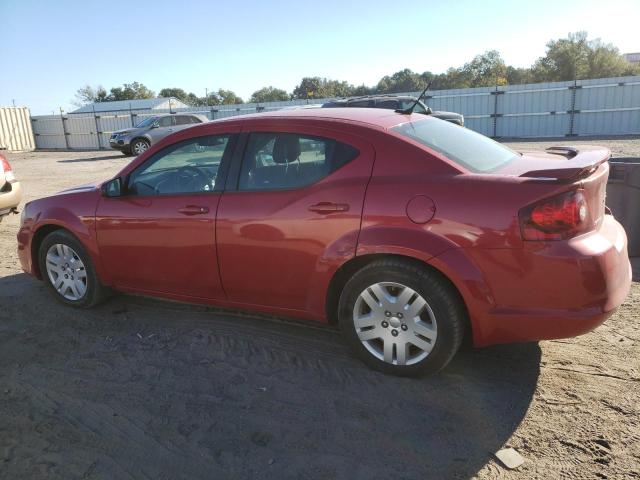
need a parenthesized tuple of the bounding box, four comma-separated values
(500, 145, 610, 181)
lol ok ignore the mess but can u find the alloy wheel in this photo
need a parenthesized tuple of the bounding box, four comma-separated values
(353, 282, 438, 366)
(133, 140, 149, 155)
(45, 243, 88, 301)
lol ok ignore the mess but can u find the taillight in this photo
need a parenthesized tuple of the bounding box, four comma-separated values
(0, 154, 16, 183)
(519, 189, 589, 240)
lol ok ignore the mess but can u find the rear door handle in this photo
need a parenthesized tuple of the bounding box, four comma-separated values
(308, 202, 349, 214)
(178, 205, 209, 215)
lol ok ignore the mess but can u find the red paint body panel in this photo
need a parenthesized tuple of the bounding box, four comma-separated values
(16, 109, 632, 348)
(216, 122, 375, 318)
(95, 193, 224, 299)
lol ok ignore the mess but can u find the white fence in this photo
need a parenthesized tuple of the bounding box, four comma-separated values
(0, 107, 35, 152)
(30, 75, 640, 150)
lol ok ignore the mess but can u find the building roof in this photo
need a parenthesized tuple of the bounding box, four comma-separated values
(70, 97, 189, 114)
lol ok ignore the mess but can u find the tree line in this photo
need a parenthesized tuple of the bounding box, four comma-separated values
(74, 32, 639, 107)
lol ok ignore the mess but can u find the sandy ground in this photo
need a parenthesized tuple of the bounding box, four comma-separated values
(0, 139, 639, 479)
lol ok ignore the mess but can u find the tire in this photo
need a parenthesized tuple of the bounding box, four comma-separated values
(38, 230, 109, 308)
(131, 138, 150, 156)
(338, 258, 465, 377)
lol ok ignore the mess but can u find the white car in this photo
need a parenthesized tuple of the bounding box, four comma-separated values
(0, 153, 22, 222)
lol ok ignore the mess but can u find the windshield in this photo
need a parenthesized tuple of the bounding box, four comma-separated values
(135, 117, 158, 128)
(392, 118, 518, 172)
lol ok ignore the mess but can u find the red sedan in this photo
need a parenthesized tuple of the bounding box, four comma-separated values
(17, 108, 632, 376)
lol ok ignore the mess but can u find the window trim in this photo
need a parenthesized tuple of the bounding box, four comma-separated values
(230, 131, 360, 193)
(123, 133, 238, 198)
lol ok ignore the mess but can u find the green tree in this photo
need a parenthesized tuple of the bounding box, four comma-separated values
(159, 88, 189, 102)
(185, 92, 201, 106)
(72, 84, 107, 106)
(217, 89, 243, 105)
(249, 86, 290, 103)
(376, 69, 425, 93)
(531, 31, 639, 82)
(458, 50, 508, 87)
(107, 82, 155, 101)
(292, 77, 355, 99)
(293, 77, 322, 99)
(506, 66, 534, 85)
(352, 84, 374, 96)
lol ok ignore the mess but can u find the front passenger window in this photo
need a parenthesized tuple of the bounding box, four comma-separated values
(128, 135, 231, 196)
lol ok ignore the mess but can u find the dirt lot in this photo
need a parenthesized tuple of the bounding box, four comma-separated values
(1, 139, 639, 479)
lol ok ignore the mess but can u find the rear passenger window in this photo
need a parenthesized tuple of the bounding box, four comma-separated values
(174, 116, 191, 125)
(238, 133, 359, 191)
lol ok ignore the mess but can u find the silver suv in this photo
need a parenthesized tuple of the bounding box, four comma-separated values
(109, 113, 208, 156)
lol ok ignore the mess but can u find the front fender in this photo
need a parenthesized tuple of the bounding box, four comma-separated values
(21, 191, 105, 282)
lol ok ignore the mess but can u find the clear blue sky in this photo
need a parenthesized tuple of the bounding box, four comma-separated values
(1, 0, 638, 114)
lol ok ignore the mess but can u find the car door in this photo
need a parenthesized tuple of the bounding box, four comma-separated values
(216, 126, 374, 312)
(147, 116, 175, 143)
(95, 131, 238, 299)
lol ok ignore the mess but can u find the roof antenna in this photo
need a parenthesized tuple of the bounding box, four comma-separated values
(396, 81, 432, 115)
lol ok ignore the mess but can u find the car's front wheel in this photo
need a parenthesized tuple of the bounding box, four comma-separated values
(38, 230, 108, 308)
(131, 139, 150, 156)
(339, 258, 465, 376)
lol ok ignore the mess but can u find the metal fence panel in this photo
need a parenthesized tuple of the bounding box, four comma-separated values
(574, 110, 640, 136)
(497, 112, 571, 138)
(29, 75, 640, 149)
(0, 107, 36, 151)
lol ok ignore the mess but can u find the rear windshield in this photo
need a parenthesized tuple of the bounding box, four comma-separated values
(392, 118, 518, 172)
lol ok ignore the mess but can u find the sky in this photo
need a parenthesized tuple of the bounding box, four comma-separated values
(0, 0, 638, 115)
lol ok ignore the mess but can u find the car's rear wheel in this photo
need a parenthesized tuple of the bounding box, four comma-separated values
(131, 139, 150, 156)
(38, 230, 108, 308)
(338, 258, 465, 376)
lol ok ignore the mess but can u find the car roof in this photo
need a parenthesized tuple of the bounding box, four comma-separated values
(330, 95, 415, 102)
(153, 113, 202, 117)
(212, 107, 429, 130)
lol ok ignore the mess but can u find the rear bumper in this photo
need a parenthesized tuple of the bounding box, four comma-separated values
(436, 214, 632, 347)
(0, 181, 22, 215)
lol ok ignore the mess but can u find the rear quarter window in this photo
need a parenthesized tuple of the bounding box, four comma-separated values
(392, 118, 518, 172)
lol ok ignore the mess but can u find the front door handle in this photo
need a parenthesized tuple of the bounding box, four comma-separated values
(308, 202, 349, 214)
(178, 205, 209, 215)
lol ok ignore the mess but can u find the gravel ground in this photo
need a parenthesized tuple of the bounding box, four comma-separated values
(1, 138, 639, 479)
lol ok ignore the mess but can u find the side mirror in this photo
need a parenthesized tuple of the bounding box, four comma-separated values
(102, 177, 122, 197)
(426, 106, 433, 114)
(151, 122, 159, 128)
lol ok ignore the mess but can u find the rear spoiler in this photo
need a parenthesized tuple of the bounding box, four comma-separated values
(520, 146, 610, 181)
